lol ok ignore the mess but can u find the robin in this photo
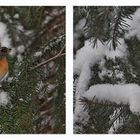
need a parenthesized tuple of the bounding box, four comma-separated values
(0, 47, 11, 82)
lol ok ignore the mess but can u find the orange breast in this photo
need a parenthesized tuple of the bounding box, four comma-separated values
(0, 58, 8, 81)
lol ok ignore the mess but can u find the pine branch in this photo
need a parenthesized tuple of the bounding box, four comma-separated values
(111, 7, 133, 50)
(80, 96, 129, 111)
(108, 108, 122, 127)
(112, 9, 122, 50)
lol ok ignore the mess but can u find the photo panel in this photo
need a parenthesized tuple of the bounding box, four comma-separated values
(0, 6, 65, 134)
(73, 6, 140, 134)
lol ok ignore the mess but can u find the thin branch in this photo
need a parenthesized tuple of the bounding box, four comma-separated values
(31, 46, 65, 70)
(80, 97, 129, 110)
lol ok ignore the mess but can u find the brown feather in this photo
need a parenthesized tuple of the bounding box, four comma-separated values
(0, 57, 8, 81)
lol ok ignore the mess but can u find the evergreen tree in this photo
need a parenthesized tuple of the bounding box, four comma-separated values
(74, 6, 140, 134)
(0, 7, 65, 134)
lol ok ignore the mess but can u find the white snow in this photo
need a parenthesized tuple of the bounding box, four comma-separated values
(74, 38, 128, 98)
(9, 47, 16, 57)
(13, 14, 19, 19)
(43, 16, 52, 24)
(19, 98, 24, 102)
(0, 91, 9, 106)
(17, 54, 23, 62)
(84, 84, 140, 114)
(47, 84, 56, 93)
(24, 30, 34, 36)
(74, 8, 140, 132)
(0, 22, 11, 48)
(7, 77, 13, 83)
(17, 25, 24, 31)
(51, 8, 63, 16)
(98, 67, 124, 81)
(75, 18, 86, 32)
(74, 38, 129, 128)
(105, 39, 128, 60)
(4, 13, 10, 20)
(17, 45, 25, 54)
(74, 18, 86, 50)
(74, 39, 106, 125)
(48, 61, 55, 69)
(98, 69, 113, 80)
(74, 39, 105, 75)
(115, 70, 124, 79)
(34, 51, 42, 57)
(125, 8, 140, 40)
(108, 109, 123, 134)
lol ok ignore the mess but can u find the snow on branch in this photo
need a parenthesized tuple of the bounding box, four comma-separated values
(125, 8, 140, 40)
(0, 91, 9, 106)
(83, 84, 140, 115)
(0, 22, 11, 48)
(74, 38, 128, 127)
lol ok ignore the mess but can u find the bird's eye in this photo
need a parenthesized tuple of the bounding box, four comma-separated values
(1, 49, 7, 52)
(0, 47, 8, 52)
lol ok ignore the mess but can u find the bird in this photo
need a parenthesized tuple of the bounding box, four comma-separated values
(0, 47, 11, 82)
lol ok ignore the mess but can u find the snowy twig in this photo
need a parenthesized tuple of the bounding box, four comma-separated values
(109, 109, 122, 127)
(31, 46, 65, 70)
(80, 96, 128, 110)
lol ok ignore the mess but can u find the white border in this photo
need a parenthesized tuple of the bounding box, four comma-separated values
(1, 134, 140, 140)
(66, 4, 73, 135)
(0, 0, 140, 6)
(0, 1, 140, 140)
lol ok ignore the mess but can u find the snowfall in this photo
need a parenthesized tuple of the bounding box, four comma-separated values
(74, 8, 140, 133)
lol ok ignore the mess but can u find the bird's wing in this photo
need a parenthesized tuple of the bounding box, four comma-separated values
(0, 72, 9, 82)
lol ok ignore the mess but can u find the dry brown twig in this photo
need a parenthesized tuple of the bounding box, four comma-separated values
(31, 46, 65, 70)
